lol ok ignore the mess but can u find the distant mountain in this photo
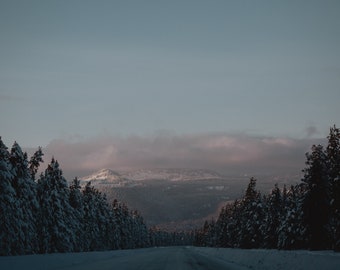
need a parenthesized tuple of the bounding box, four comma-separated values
(80, 168, 140, 188)
(80, 168, 223, 186)
(79, 168, 300, 230)
(81, 168, 122, 181)
(118, 168, 223, 181)
(80, 168, 244, 230)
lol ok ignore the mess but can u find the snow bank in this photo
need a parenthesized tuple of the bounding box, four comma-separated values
(194, 247, 340, 270)
(0, 249, 141, 270)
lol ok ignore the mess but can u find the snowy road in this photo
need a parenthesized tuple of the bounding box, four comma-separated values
(1, 247, 247, 270)
(2, 246, 340, 270)
(60, 247, 247, 270)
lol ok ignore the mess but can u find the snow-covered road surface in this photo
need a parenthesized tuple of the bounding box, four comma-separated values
(61, 247, 247, 270)
(1, 246, 340, 270)
(0, 247, 247, 270)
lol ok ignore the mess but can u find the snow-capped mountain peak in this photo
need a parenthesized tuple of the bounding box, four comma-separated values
(81, 168, 223, 184)
(80, 169, 142, 188)
(81, 168, 122, 182)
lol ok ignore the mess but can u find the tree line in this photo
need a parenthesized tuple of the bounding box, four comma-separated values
(195, 125, 340, 251)
(2, 125, 340, 255)
(0, 138, 192, 256)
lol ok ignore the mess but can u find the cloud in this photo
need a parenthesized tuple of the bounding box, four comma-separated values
(38, 132, 325, 179)
(305, 126, 320, 138)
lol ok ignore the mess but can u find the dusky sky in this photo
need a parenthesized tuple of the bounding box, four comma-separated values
(1, 0, 339, 177)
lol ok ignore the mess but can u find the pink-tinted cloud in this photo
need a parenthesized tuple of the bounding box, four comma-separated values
(38, 133, 325, 179)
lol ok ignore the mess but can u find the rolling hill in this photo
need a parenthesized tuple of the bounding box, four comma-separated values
(79, 168, 298, 230)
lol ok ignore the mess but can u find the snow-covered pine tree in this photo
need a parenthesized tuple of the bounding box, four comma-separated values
(28, 147, 43, 180)
(200, 220, 211, 247)
(238, 178, 264, 249)
(129, 210, 150, 248)
(326, 125, 340, 251)
(83, 182, 101, 251)
(128, 209, 149, 248)
(139, 214, 150, 248)
(215, 205, 230, 247)
(69, 177, 85, 252)
(228, 200, 243, 247)
(119, 203, 134, 249)
(0, 138, 19, 255)
(263, 184, 283, 248)
(10, 142, 39, 254)
(108, 199, 122, 250)
(37, 158, 76, 253)
(214, 201, 240, 248)
(108, 198, 150, 250)
(206, 219, 217, 247)
(95, 192, 111, 250)
(277, 184, 306, 250)
(302, 144, 331, 250)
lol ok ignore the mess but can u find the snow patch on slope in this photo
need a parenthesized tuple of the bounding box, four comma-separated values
(81, 168, 122, 181)
(80, 169, 139, 187)
(80, 168, 223, 187)
(118, 168, 223, 181)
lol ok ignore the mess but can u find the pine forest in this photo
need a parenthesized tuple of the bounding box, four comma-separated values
(1, 126, 340, 255)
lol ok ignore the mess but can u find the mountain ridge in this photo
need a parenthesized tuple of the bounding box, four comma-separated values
(79, 168, 300, 230)
(81, 168, 223, 183)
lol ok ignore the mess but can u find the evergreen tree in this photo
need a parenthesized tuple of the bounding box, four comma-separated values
(277, 185, 306, 249)
(82, 182, 111, 251)
(69, 177, 85, 251)
(37, 159, 76, 253)
(263, 184, 282, 248)
(95, 192, 111, 250)
(200, 220, 214, 247)
(326, 125, 340, 250)
(214, 201, 241, 248)
(128, 210, 150, 248)
(109, 199, 122, 249)
(0, 138, 19, 255)
(28, 147, 44, 180)
(238, 178, 264, 249)
(215, 205, 231, 247)
(10, 142, 39, 254)
(119, 203, 135, 249)
(302, 144, 331, 250)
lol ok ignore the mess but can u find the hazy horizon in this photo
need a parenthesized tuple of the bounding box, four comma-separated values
(1, 1, 339, 179)
(20, 131, 324, 180)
